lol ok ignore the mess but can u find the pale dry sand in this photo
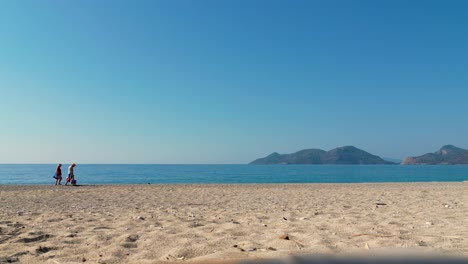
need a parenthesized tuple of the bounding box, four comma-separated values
(0, 183, 467, 263)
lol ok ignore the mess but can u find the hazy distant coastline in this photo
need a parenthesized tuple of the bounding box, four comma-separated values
(250, 145, 468, 165)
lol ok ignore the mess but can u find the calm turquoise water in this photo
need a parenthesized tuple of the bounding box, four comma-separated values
(0, 164, 467, 185)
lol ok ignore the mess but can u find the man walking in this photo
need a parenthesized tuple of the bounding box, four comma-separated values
(65, 163, 76, 186)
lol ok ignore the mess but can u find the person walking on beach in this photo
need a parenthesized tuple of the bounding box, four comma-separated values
(54, 164, 62, 185)
(65, 163, 76, 186)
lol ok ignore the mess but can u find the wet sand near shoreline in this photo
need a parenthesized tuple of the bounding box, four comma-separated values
(0, 183, 467, 263)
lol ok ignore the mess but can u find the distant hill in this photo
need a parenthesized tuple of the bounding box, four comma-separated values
(401, 145, 468, 165)
(383, 157, 402, 163)
(250, 146, 395, 165)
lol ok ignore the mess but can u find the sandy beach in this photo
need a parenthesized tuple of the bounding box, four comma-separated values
(0, 183, 467, 263)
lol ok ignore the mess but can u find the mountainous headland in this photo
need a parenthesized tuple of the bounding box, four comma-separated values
(251, 145, 468, 165)
(401, 145, 468, 165)
(250, 146, 395, 165)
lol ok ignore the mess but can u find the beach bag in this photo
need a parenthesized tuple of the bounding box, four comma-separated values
(66, 177, 70, 182)
(53, 174, 57, 179)
(71, 179, 77, 185)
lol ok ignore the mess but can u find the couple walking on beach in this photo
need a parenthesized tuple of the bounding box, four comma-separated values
(54, 163, 76, 186)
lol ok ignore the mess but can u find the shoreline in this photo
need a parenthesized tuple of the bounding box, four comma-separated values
(1, 180, 467, 187)
(1, 183, 467, 263)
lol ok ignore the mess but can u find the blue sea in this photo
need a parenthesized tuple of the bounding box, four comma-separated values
(0, 164, 467, 185)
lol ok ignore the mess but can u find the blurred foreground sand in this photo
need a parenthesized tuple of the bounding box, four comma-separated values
(0, 183, 467, 263)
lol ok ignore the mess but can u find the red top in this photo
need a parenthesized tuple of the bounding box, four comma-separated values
(56, 167, 62, 176)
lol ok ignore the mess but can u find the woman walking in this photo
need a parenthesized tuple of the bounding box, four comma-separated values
(54, 164, 62, 185)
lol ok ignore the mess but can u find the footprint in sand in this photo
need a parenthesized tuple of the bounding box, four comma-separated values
(93, 226, 113, 231)
(121, 234, 139, 249)
(0, 256, 19, 263)
(35, 246, 55, 255)
(16, 234, 51, 243)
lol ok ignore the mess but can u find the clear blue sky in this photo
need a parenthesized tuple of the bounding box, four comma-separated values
(1, 0, 467, 164)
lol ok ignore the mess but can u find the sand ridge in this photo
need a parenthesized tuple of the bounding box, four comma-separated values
(0, 183, 467, 263)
